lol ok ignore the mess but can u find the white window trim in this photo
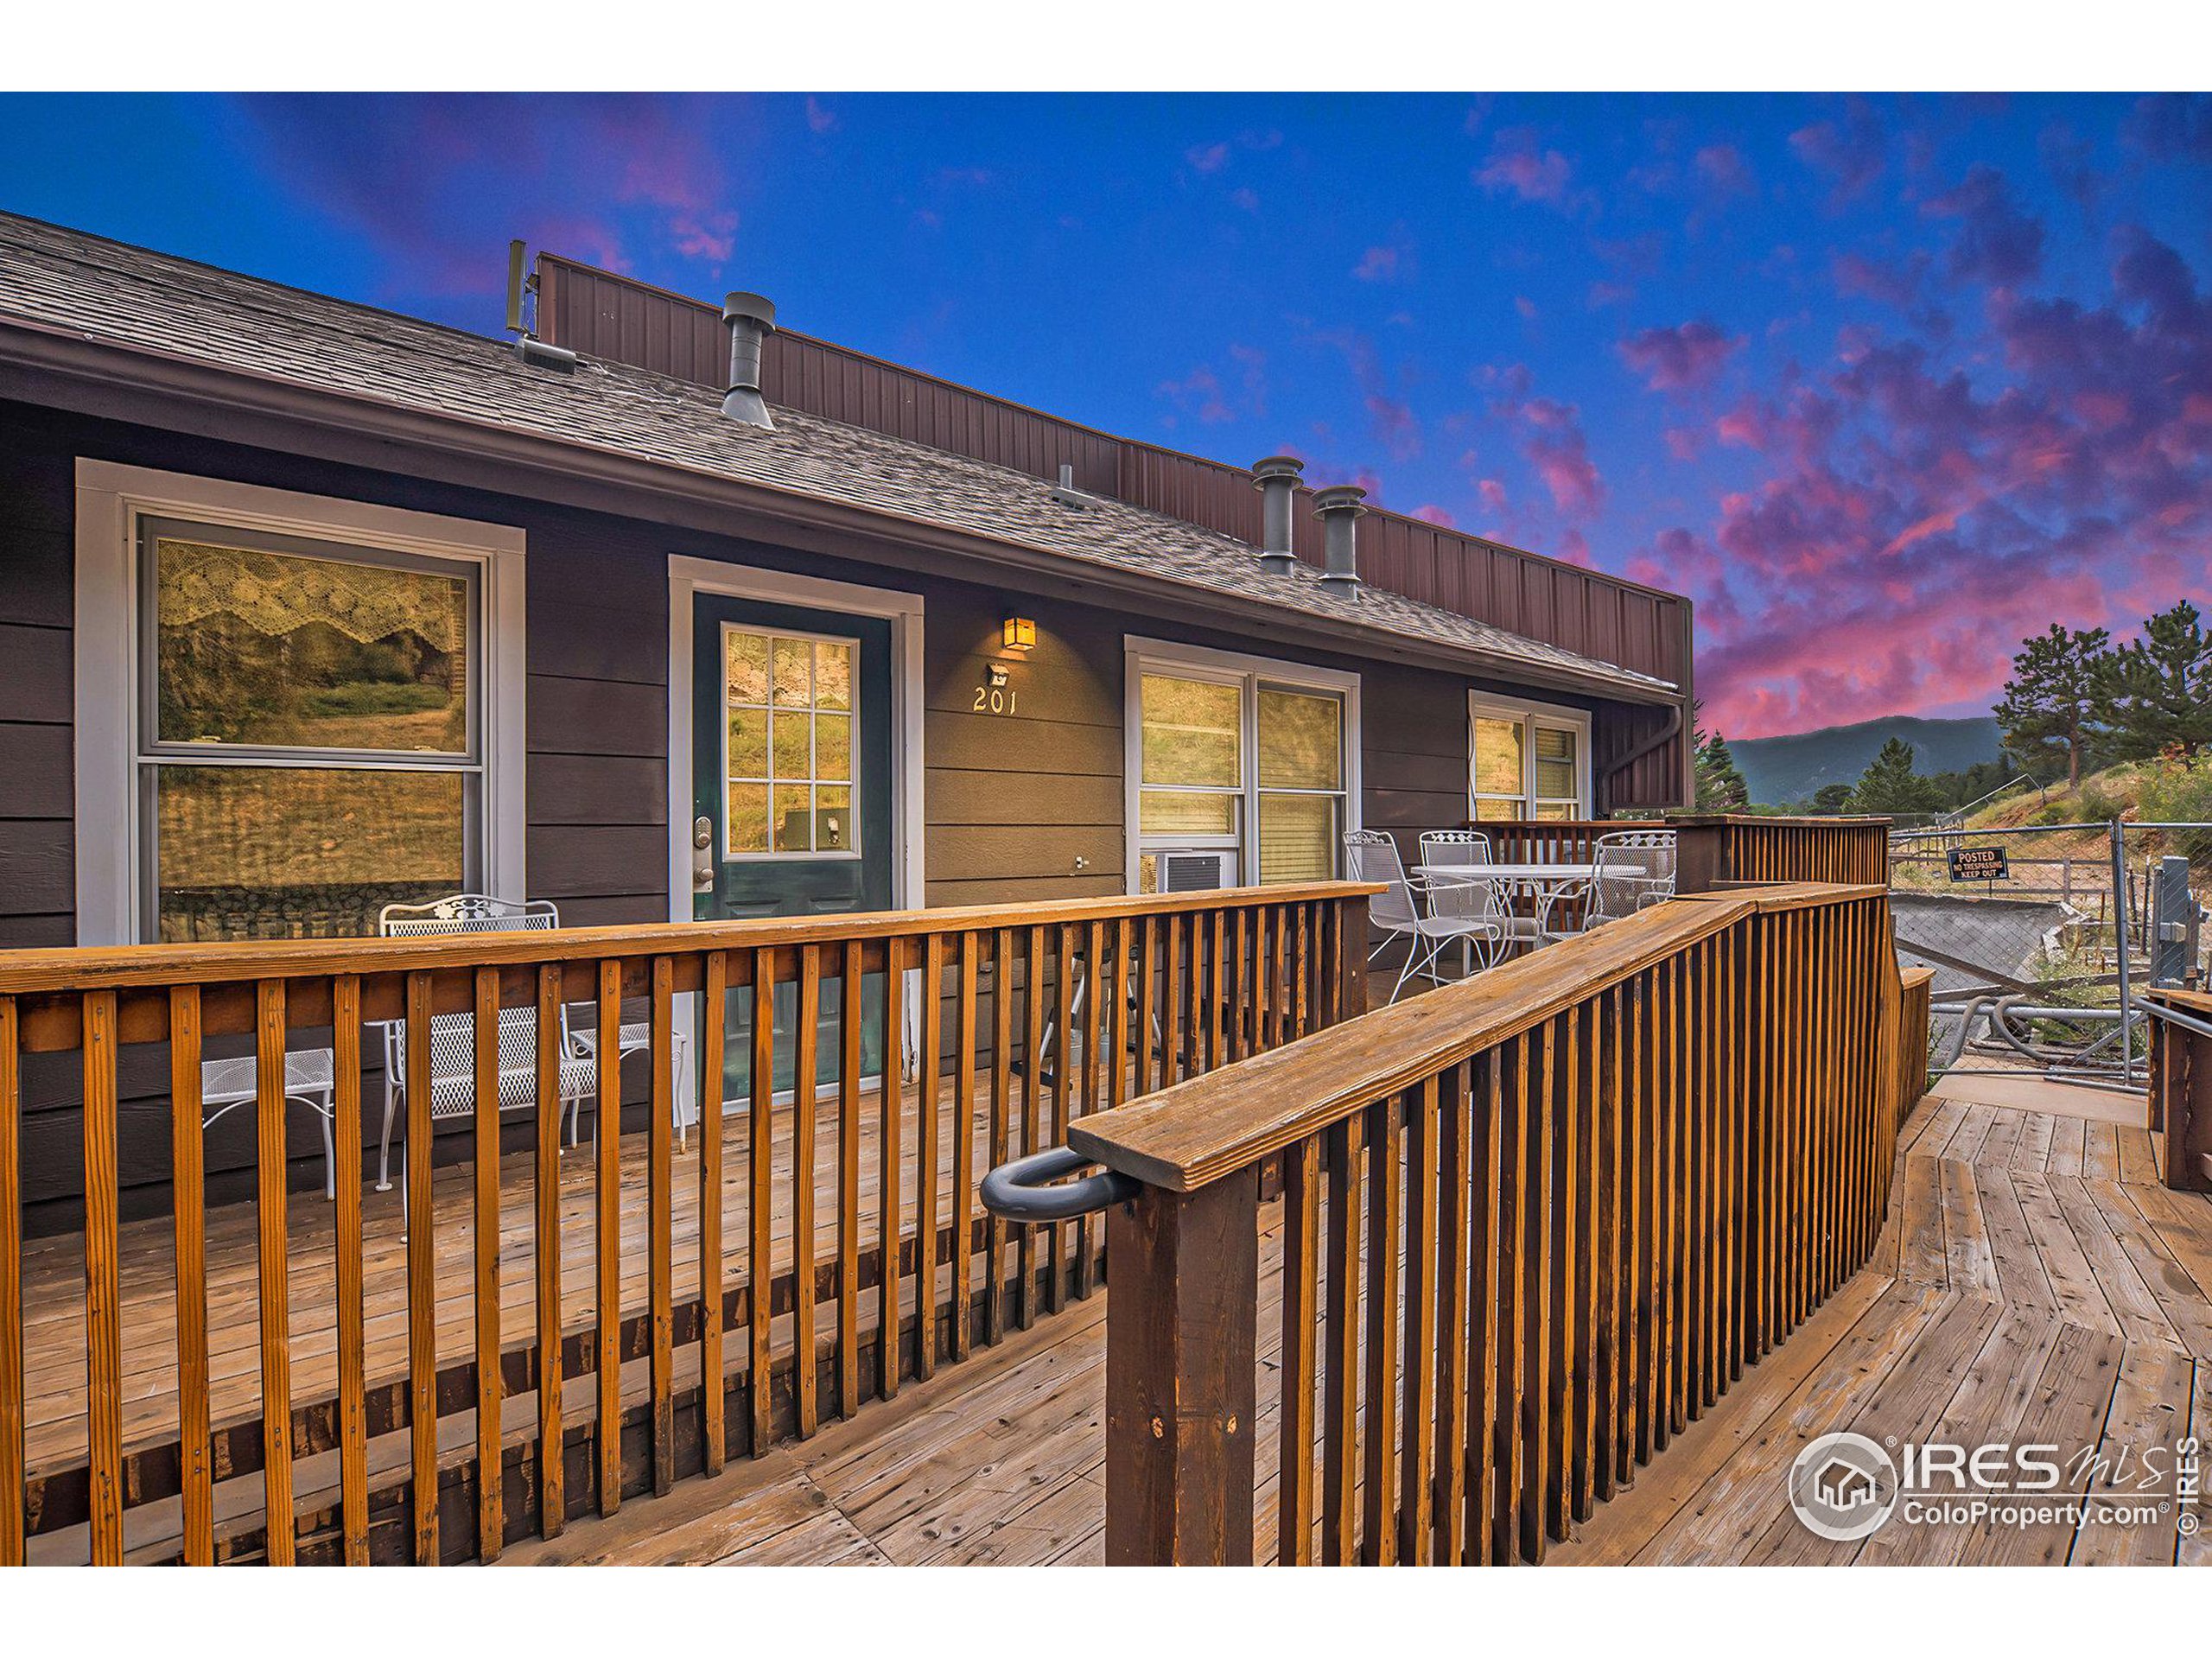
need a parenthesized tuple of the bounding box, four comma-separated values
(1467, 691, 1593, 822)
(1123, 634, 1363, 892)
(666, 556, 925, 918)
(73, 460, 527, 947)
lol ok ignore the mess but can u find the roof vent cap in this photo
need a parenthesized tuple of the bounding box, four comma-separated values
(1313, 485, 1368, 589)
(1252, 454, 1305, 574)
(720, 291, 777, 429)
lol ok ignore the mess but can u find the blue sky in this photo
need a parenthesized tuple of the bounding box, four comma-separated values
(3, 92, 2206, 736)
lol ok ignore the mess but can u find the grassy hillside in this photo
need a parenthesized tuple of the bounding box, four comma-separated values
(1733, 714, 2000, 804)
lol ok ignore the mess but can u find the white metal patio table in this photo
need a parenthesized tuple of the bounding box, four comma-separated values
(1415, 860, 1643, 948)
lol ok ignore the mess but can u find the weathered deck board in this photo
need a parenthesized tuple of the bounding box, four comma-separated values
(1555, 1080, 2209, 1568)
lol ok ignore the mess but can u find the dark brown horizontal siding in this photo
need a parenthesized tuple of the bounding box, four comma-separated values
(0, 443, 75, 955)
(921, 588, 1123, 908)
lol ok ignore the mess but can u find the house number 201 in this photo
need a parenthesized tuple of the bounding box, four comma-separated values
(972, 684, 1019, 714)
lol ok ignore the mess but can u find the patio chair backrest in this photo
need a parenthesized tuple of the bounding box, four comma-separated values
(1591, 830, 1678, 923)
(1343, 830, 1418, 930)
(378, 895, 568, 1089)
(1417, 831, 1501, 925)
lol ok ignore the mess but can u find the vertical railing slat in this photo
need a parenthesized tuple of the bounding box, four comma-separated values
(791, 946, 821, 1439)
(472, 966, 505, 1556)
(648, 955, 676, 1492)
(251, 982, 295, 1566)
(748, 947, 777, 1452)
(533, 964, 566, 1535)
(593, 961, 621, 1515)
(916, 935, 944, 1381)
(1276, 1133, 1319, 1566)
(167, 986, 214, 1566)
(699, 950, 728, 1471)
(836, 938, 862, 1419)
(82, 990, 124, 1566)
(988, 929, 1015, 1344)
(951, 934, 977, 1363)
(404, 970, 438, 1561)
(333, 978, 367, 1563)
(877, 939, 905, 1402)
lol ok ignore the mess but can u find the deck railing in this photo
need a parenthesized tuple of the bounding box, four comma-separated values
(1054, 880, 1915, 1564)
(2149, 988, 2212, 1193)
(1444, 816, 1891, 891)
(0, 882, 1373, 1565)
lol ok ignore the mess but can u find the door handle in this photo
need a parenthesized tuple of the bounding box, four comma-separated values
(692, 815, 715, 893)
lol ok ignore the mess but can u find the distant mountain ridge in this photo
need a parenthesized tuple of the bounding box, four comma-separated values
(1731, 715, 2002, 805)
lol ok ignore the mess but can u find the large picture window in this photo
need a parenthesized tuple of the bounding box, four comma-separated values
(139, 523, 486, 941)
(74, 462, 525, 947)
(1128, 640, 1357, 893)
(1469, 694, 1592, 822)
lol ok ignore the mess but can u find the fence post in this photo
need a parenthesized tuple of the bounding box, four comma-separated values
(1103, 1173, 1260, 1565)
(1672, 818, 1728, 893)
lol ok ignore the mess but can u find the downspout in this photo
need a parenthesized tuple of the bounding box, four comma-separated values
(1597, 701, 1683, 816)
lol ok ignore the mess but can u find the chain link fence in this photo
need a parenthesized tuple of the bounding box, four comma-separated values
(1888, 819, 2209, 1093)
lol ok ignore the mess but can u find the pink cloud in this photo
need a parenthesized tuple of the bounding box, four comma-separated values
(1185, 141, 1231, 174)
(804, 97, 837, 134)
(1694, 143, 1756, 198)
(1473, 128, 1583, 213)
(1922, 164, 2044, 288)
(1618, 320, 1743, 392)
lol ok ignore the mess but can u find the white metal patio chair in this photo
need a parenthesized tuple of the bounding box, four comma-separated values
(200, 1048, 340, 1199)
(1417, 830, 1529, 969)
(1541, 828, 1679, 942)
(1344, 830, 1502, 1004)
(375, 895, 593, 1193)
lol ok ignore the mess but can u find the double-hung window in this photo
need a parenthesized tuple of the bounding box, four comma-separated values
(1469, 694, 1592, 823)
(1128, 639, 1358, 892)
(75, 464, 524, 944)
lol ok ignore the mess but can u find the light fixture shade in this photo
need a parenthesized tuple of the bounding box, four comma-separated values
(1001, 615, 1037, 653)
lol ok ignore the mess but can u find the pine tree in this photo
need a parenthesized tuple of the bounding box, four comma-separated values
(1994, 623, 2111, 785)
(2098, 601, 2212, 760)
(1810, 782, 1855, 814)
(1847, 737, 1942, 814)
(1694, 727, 1751, 810)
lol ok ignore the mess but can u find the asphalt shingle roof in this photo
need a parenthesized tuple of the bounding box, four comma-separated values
(0, 213, 1675, 698)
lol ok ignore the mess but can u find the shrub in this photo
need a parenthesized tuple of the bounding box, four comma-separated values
(2137, 753, 2212, 861)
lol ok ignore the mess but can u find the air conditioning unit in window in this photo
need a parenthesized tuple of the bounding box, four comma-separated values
(1158, 849, 1235, 893)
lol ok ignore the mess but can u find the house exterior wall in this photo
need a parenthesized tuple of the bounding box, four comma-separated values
(0, 397, 1659, 1231)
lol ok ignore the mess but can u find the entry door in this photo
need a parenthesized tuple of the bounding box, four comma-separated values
(693, 593, 894, 1098)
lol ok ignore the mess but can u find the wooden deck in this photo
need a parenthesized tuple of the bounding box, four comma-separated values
(25, 960, 2206, 1566)
(1556, 1073, 2211, 1567)
(18, 1072, 1010, 1561)
(502, 1070, 2212, 1567)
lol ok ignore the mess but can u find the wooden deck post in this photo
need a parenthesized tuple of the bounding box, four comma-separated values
(1103, 1173, 1260, 1565)
(2151, 993, 2212, 1193)
(1671, 818, 1728, 893)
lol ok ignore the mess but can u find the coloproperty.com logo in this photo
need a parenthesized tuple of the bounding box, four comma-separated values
(1788, 1429, 2202, 1542)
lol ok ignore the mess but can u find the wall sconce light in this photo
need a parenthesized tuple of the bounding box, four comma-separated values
(1001, 615, 1037, 655)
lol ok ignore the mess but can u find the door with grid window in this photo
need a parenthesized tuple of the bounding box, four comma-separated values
(692, 594, 893, 1097)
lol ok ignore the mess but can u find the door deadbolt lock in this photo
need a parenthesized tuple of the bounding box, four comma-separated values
(692, 815, 715, 893)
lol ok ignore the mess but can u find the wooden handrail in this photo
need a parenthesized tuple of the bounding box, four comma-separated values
(0, 883, 1381, 1054)
(1072, 882, 1885, 1193)
(1074, 878, 1915, 1564)
(0, 882, 1376, 1564)
(0, 881, 1379, 995)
